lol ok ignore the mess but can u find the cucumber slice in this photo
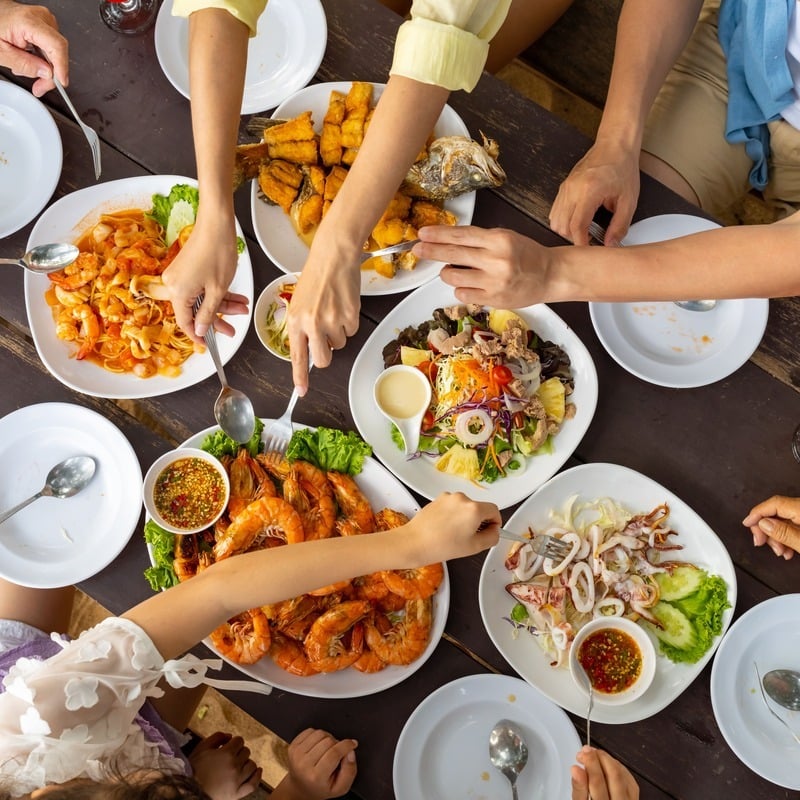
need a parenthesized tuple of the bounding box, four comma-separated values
(647, 601, 697, 650)
(655, 564, 705, 601)
(165, 199, 196, 246)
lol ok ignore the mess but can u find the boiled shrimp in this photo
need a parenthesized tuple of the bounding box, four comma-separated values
(270, 632, 319, 676)
(326, 471, 376, 533)
(304, 599, 371, 673)
(213, 496, 304, 560)
(228, 449, 277, 520)
(283, 461, 336, 540)
(381, 563, 444, 600)
(363, 597, 432, 666)
(209, 608, 271, 665)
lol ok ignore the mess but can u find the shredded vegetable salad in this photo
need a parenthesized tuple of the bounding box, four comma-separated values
(263, 282, 295, 357)
(503, 496, 729, 668)
(381, 304, 575, 483)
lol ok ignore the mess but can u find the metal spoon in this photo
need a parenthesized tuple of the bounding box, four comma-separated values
(488, 719, 529, 800)
(0, 455, 96, 525)
(573, 661, 595, 747)
(763, 668, 800, 711)
(0, 243, 79, 274)
(194, 297, 256, 444)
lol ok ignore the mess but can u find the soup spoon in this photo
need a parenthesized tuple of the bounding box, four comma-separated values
(763, 668, 800, 711)
(0, 243, 79, 274)
(0, 455, 96, 525)
(488, 719, 529, 800)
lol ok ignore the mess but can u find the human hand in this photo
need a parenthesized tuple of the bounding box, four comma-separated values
(549, 138, 641, 247)
(287, 239, 362, 396)
(161, 213, 249, 345)
(0, 0, 68, 96)
(571, 746, 639, 800)
(741, 495, 800, 560)
(274, 728, 358, 800)
(402, 492, 500, 565)
(189, 732, 262, 800)
(418, 225, 550, 308)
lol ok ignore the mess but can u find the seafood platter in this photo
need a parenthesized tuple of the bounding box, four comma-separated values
(349, 278, 598, 509)
(479, 462, 736, 723)
(144, 421, 450, 699)
(242, 81, 505, 295)
(24, 175, 253, 399)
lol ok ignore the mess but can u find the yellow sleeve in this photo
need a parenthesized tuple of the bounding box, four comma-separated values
(390, 0, 512, 91)
(172, 0, 268, 37)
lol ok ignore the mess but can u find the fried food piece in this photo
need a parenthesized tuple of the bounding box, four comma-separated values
(371, 217, 414, 249)
(382, 192, 413, 222)
(320, 91, 345, 167)
(370, 256, 396, 279)
(410, 200, 457, 228)
(345, 82, 372, 120)
(260, 111, 320, 164)
(322, 165, 348, 215)
(258, 160, 304, 213)
(341, 148, 359, 166)
(233, 141, 272, 189)
(290, 165, 326, 236)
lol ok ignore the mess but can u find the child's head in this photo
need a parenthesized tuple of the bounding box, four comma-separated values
(18, 772, 210, 800)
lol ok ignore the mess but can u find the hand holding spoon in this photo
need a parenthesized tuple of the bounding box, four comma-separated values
(488, 719, 529, 800)
(0, 456, 96, 525)
(0, 243, 79, 274)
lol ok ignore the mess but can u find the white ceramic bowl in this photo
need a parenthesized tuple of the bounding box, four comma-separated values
(143, 447, 230, 535)
(569, 616, 656, 705)
(253, 273, 300, 361)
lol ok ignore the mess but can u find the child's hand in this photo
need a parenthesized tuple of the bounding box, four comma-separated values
(571, 746, 639, 800)
(189, 731, 262, 800)
(274, 728, 357, 800)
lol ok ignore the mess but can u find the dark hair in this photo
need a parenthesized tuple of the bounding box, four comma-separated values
(22, 773, 211, 800)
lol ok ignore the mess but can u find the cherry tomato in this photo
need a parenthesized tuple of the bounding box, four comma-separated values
(417, 360, 439, 383)
(492, 364, 513, 385)
(422, 410, 435, 431)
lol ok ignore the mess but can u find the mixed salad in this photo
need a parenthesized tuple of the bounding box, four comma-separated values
(381, 304, 574, 483)
(262, 281, 295, 358)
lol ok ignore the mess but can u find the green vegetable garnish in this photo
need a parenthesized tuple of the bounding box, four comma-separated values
(201, 417, 264, 459)
(510, 603, 529, 624)
(143, 519, 178, 592)
(286, 427, 372, 475)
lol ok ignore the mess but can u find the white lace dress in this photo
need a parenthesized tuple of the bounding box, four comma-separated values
(0, 617, 227, 797)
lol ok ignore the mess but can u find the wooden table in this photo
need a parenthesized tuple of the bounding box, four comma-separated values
(2, 2, 800, 798)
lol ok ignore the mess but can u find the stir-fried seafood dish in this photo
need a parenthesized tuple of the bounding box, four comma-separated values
(172, 449, 442, 674)
(44, 209, 197, 377)
(234, 81, 505, 279)
(504, 497, 729, 668)
(381, 304, 575, 483)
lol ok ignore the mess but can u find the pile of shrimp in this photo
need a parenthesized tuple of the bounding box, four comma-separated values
(44, 210, 197, 378)
(174, 448, 443, 674)
(504, 501, 685, 668)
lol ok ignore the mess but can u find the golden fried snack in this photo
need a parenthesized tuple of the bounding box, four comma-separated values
(290, 165, 326, 235)
(322, 165, 348, 214)
(410, 200, 457, 228)
(258, 160, 304, 213)
(320, 91, 345, 167)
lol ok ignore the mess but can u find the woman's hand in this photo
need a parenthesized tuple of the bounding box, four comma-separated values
(189, 732, 262, 800)
(571, 746, 639, 800)
(272, 728, 358, 800)
(0, 0, 68, 96)
(742, 495, 800, 559)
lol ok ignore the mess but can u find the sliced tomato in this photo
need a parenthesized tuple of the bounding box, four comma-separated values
(278, 291, 294, 303)
(417, 360, 439, 383)
(492, 364, 513, 385)
(422, 410, 435, 432)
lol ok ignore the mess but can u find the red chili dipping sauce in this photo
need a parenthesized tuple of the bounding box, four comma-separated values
(577, 627, 642, 694)
(154, 457, 225, 529)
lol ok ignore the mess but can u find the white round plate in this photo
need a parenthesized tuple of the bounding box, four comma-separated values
(349, 278, 598, 509)
(0, 402, 142, 588)
(155, 0, 327, 114)
(589, 214, 768, 388)
(711, 594, 800, 789)
(147, 421, 449, 698)
(0, 81, 61, 238)
(24, 175, 253, 399)
(393, 673, 580, 800)
(479, 463, 737, 723)
(251, 81, 476, 296)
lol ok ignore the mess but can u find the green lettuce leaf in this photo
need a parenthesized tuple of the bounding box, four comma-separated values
(201, 418, 264, 458)
(286, 427, 372, 475)
(150, 184, 199, 232)
(143, 519, 178, 592)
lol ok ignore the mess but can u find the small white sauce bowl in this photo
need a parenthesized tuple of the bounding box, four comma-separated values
(143, 447, 230, 535)
(373, 364, 433, 456)
(253, 272, 300, 362)
(569, 616, 656, 705)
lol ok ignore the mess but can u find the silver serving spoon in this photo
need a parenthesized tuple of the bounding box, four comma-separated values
(0, 455, 96, 525)
(194, 297, 256, 444)
(488, 719, 529, 800)
(763, 668, 800, 711)
(573, 661, 595, 747)
(0, 243, 80, 274)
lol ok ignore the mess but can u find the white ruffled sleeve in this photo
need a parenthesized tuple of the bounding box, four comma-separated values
(0, 617, 229, 797)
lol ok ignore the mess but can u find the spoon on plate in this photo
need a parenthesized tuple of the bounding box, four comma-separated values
(488, 719, 529, 800)
(0, 455, 96, 525)
(762, 668, 800, 711)
(0, 243, 80, 274)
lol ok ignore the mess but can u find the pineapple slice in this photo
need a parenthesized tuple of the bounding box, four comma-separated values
(488, 308, 527, 335)
(400, 346, 432, 367)
(537, 377, 566, 423)
(436, 444, 480, 481)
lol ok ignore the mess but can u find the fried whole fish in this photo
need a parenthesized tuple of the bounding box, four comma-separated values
(401, 133, 506, 200)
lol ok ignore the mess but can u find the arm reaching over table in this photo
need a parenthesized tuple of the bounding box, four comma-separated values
(420, 209, 800, 308)
(287, 0, 513, 396)
(742, 495, 800, 560)
(571, 746, 639, 800)
(0, 0, 68, 96)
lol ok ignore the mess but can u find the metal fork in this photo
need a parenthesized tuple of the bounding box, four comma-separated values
(754, 662, 800, 745)
(361, 239, 420, 260)
(497, 528, 572, 560)
(52, 75, 102, 180)
(261, 358, 314, 454)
